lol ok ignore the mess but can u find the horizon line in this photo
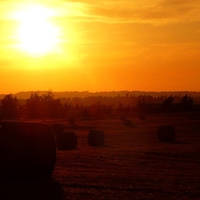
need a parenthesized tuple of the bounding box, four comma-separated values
(1, 90, 200, 96)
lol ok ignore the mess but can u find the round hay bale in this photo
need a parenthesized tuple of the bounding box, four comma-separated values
(0, 121, 56, 179)
(88, 130, 105, 147)
(123, 119, 132, 127)
(157, 125, 176, 143)
(56, 131, 77, 150)
(51, 123, 65, 137)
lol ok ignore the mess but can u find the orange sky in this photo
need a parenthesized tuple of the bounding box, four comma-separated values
(0, 0, 200, 94)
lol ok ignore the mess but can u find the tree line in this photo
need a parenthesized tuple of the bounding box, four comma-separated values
(0, 91, 198, 120)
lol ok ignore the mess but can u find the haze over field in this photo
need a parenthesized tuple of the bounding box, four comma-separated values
(0, 0, 200, 93)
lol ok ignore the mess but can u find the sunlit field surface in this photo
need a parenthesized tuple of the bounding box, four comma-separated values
(0, 112, 200, 199)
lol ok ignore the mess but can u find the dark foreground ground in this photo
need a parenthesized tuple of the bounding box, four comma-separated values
(0, 112, 200, 200)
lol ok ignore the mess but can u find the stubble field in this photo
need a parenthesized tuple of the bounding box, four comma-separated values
(1, 112, 200, 199)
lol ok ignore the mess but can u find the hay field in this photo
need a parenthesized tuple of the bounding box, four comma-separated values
(1, 112, 200, 199)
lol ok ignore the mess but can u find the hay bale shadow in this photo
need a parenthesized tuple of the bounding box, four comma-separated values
(0, 178, 63, 200)
(173, 140, 189, 144)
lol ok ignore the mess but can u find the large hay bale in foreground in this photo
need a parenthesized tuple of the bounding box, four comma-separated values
(157, 125, 176, 143)
(56, 131, 77, 150)
(88, 130, 105, 147)
(0, 121, 56, 179)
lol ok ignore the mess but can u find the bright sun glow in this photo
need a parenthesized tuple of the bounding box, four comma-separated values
(16, 5, 59, 55)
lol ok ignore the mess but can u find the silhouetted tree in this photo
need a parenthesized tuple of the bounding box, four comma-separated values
(103, 104, 114, 116)
(82, 106, 89, 119)
(136, 98, 148, 113)
(117, 102, 123, 113)
(136, 99, 143, 112)
(26, 91, 63, 119)
(0, 94, 19, 119)
(181, 95, 194, 111)
(62, 103, 72, 118)
(42, 91, 57, 118)
(50, 98, 63, 118)
(26, 92, 43, 118)
(162, 95, 174, 112)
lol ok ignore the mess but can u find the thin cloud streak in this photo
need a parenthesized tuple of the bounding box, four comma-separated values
(56, 0, 200, 25)
(1, 1, 200, 24)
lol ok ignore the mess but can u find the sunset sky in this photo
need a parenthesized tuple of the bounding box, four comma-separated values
(0, 0, 200, 94)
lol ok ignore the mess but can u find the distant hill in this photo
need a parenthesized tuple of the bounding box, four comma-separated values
(0, 90, 200, 100)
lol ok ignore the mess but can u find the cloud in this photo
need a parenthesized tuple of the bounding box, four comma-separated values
(59, 0, 200, 25)
(1, 0, 200, 22)
(3, 0, 200, 25)
(160, 0, 198, 7)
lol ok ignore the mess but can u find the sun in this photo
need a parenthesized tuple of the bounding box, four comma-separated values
(16, 5, 59, 55)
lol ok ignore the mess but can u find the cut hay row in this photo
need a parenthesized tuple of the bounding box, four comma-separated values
(0, 121, 56, 179)
(157, 125, 176, 143)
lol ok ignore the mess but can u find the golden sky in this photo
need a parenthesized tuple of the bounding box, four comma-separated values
(0, 0, 200, 93)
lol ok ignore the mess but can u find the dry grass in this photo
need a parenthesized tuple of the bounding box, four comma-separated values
(1, 112, 200, 199)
